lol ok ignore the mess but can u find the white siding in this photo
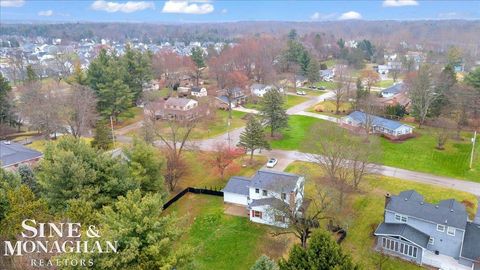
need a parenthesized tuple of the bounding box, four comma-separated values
(224, 192, 248, 206)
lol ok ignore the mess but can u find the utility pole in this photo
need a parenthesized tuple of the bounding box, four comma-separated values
(110, 116, 116, 148)
(470, 131, 477, 170)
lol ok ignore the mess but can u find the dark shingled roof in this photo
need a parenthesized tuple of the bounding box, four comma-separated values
(0, 141, 43, 168)
(222, 177, 250, 196)
(375, 222, 430, 248)
(250, 170, 301, 193)
(249, 197, 287, 208)
(461, 222, 480, 262)
(382, 82, 404, 95)
(386, 190, 468, 229)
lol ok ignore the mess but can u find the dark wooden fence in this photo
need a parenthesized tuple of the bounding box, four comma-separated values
(163, 187, 223, 210)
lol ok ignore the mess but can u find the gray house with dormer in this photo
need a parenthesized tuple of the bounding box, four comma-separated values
(374, 190, 480, 269)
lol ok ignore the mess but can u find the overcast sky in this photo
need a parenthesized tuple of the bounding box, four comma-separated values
(1, 0, 479, 23)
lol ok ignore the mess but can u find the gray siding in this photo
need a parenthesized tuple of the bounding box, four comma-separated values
(376, 236, 423, 265)
(385, 210, 464, 258)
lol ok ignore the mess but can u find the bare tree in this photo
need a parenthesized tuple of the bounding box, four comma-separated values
(431, 117, 455, 150)
(271, 190, 331, 249)
(450, 84, 476, 139)
(407, 65, 438, 128)
(305, 124, 378, 207)
(62, 84, 97, 138)
(360, 69, 380, 93)
(332, 65, 353, 115)
(18, 81, 65, 138)
(357, 94, 379, 142)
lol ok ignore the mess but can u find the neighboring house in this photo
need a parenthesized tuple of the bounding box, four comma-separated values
(177, 86, 191, 96)
(191, 86, 207, 97)
(142, 80, 160, 92)
(387, 61, 402, 71)
(374, 190, 480, 270)
(145, 97, 202, 121)
(319, 69, 335, 81)
(216, 87, 247, 109)
(0, 140, 43, 170)
(377, 65, 389, 75)
(341, 111, 413, 140)
(222, 170, 305, 228)
(381, 83, 405, 98)
(295, 75, 307, 87)
(250, 84, 282, 97)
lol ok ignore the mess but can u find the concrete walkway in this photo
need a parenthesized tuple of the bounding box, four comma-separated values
(293, 111, 339, 123)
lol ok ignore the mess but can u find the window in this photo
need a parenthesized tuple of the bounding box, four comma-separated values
(395, 214, 408, 223)
(382, 238, 418, 258)
(428, 237, 434, 245)
(262, 190, 267, 196)
(447, 227, 455, 236)
(437, 224, 445, 232)
(255, 188, 259, 194)
(252, 210, 262, 219)
(281, 193, 287, 200)
(275, 215, 285, 223)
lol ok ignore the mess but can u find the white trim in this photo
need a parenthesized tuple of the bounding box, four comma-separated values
(447, 226, 456, 236)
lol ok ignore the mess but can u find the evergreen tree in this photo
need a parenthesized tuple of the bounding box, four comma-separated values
(123, 45, 153, 102)
(298, 51, 311, 76)
(125, 139, 166, 195)
(0, 74, 17, 135)
(92, 120, 113, 150)
(87, 49, 133, 122)
(251, 255, 279, 270)
(0, 185, 49, 238)
(88, 189, 192, 270)
(191, 46, 205, 86)
(26, 65, 38, 82)
(260, 90, 289, 137)
(239, 116, 270, 162)
(306, 59, 320, 83)
(279, 230, 359, 270)
(18, 164, 38, 196)
(37, 136, 137, 211)
(465, 67, 480, 91)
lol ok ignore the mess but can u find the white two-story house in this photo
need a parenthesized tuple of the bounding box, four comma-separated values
(222, 170, 305, 228)
(374, 190, 480, 270)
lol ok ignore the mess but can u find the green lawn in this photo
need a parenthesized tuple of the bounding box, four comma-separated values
(270, 115, 480, 181)
(284, 95, 309, 108)
(244, 94, 309, 111)
(115, 107, 144, 129)
(321, 59, 337, 68)
(308, 100, 352, 117)
(191, 110, 247, 139)
(285, 161, 478, 270)
(374, 79, 395, 88)
(269, 115, 329, 150)
(313, 81, 337, 90)
(167, 195, 272, 270)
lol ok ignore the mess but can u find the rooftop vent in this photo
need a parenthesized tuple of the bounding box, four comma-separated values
(435, 205, 439, 209)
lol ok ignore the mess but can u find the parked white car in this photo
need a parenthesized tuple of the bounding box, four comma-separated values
(296, 90, 306, 95)
(266, 158, 278, 168)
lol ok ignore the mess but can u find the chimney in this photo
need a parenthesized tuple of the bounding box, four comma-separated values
(385, 193, 391, 208)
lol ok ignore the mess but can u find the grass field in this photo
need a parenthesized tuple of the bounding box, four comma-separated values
(375, 79, 395, 88)
(115, 107, 144, 129)
(270, 115, 480, 181)
(244, 94, 309, 110)
(285, 161, 478, 270)
(313, 81, 337, 90)
(166, 194, 294, 270)
(308, 100, 352, 117)
(191, 110, 247, 139)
